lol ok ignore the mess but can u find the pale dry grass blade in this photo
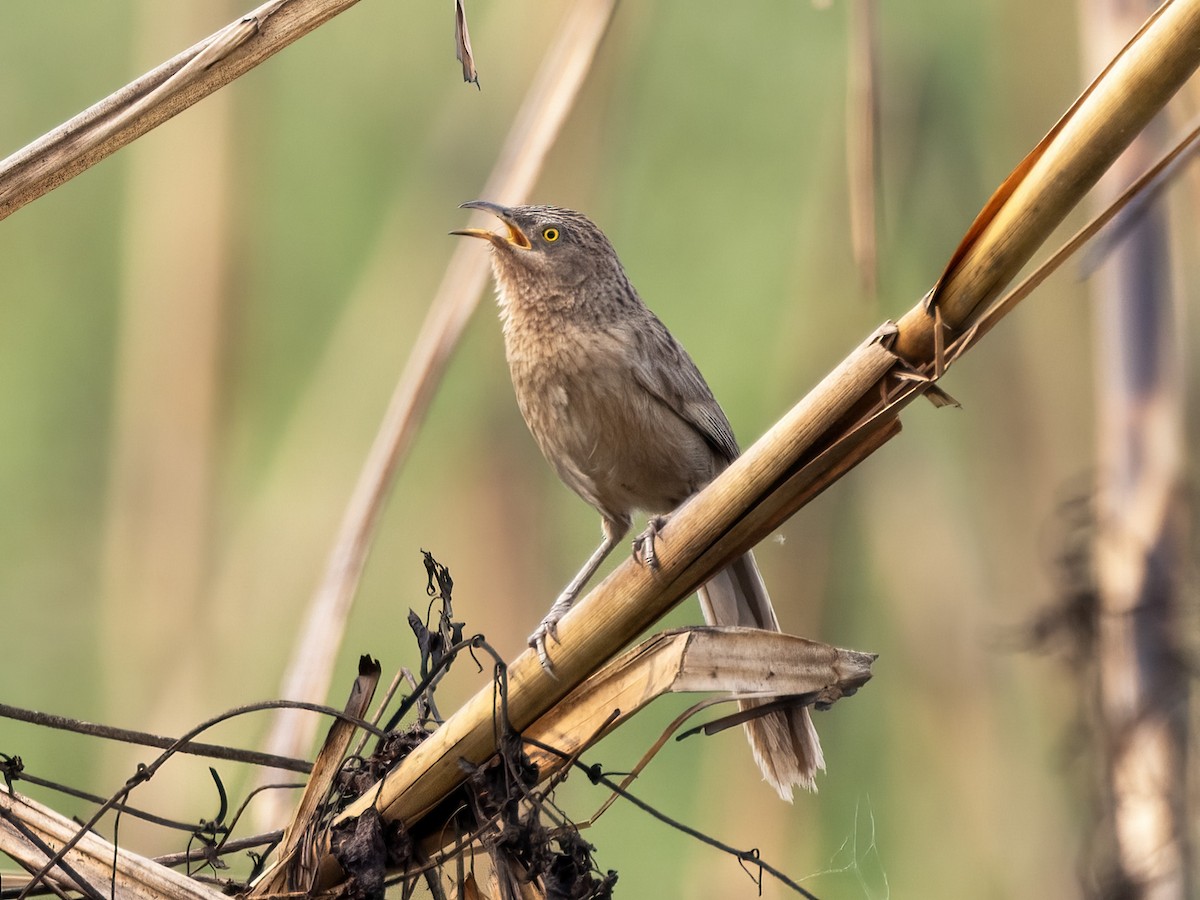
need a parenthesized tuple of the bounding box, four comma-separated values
(101, 3, 236, 748)
(846, 0, 880, 298)
(0, 0, 364, 221)
(257, 0, 617, 792)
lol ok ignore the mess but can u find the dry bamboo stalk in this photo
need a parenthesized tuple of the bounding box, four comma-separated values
(255, 340, 899, 894)
(944, 117, 1200, 363)
(259, 0, 619, 791)
(0, 787, 226, 900)
(0, 0, 363, 221)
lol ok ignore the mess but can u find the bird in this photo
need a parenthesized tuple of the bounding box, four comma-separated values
(453, 201, 824, 798)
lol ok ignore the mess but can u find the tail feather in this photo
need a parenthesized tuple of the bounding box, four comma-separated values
(698, 550, 824, 801)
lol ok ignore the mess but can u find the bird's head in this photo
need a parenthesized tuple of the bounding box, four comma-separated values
(452, 201, 626, 300)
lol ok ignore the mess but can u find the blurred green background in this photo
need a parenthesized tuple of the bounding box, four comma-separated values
(1, 1, 1192, 897)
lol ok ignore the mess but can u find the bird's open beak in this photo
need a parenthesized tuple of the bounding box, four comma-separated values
(451, 200, 532, 249)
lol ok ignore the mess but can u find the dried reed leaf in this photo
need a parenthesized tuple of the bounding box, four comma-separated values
(522, 627, 875, 777)
(0, 787, 226, 900)
(454, 0, 480, 87)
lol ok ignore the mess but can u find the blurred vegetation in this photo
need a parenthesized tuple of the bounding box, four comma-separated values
(1, 1, 1194, 897)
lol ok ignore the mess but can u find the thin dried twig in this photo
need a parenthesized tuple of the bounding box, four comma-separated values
(152, 832, 285, 870)
(0, 703, 310, 774)
(9, 699, 381, 900)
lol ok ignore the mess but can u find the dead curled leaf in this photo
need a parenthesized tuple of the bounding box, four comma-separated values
(330, 810, 386, 900)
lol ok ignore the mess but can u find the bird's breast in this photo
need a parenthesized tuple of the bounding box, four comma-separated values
(503, 320, 715, 517)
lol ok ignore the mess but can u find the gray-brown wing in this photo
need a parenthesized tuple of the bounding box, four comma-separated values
(625, 312, 741, 464)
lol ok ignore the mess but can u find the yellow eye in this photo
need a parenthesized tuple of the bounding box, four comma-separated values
(542, 227, 559, 242)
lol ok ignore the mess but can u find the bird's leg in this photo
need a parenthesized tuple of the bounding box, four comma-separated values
(530, 517, 628, 673)
(632, 514, 672, 570)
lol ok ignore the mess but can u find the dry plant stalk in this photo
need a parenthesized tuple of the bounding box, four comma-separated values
(313, 338, 900, 844)
(0, 0, 369, 222)
(276, 659, 381, 870)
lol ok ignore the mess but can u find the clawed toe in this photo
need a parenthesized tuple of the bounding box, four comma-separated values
(632, 515, 670, 569)
(528, 619, 561, 677)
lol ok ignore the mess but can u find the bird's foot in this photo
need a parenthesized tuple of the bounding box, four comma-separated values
(528, 592, 575, 676)
(632, 515, 670, 570)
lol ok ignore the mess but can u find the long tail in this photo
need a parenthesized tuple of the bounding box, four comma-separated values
(697, 550, 825, 801)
